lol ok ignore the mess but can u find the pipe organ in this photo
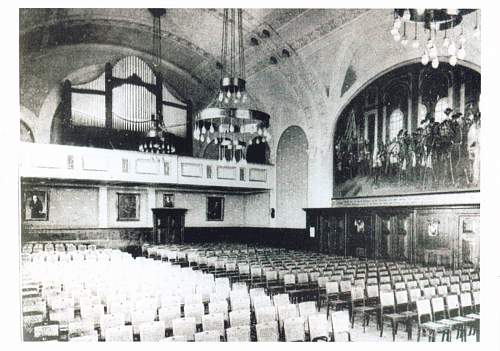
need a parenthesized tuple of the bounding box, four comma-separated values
(68, 56, 188, 138)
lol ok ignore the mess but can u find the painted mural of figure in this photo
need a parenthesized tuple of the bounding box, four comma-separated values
(387, 137, 400, 181)
(437, 108, 455, 185)
(467, 112, 481, 186)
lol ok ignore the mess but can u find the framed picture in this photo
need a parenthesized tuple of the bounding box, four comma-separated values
(23, 190, 49, 221)
(163, 193, 175, 208)
(207, 196, 224, 221)
(461, 217, 479, 234)
(117, 193, 140, 221)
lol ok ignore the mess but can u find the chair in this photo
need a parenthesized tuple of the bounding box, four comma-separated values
(68, 318, 95, 338)
(445, 294, 475, 341)
(265, 270, 282, 295)
(183, 303, 205, 326)
(325, 281, 348, 317)
(231, 296, 250, 312)
(194, 330, 221, 342)
(105, 325, 133, 342)
(226, 325, 251, 342)
(459, 292, 480, 340)
(229, 309, 250, 327)
(284, 317, 306, 341)
(172, 317, 197, 341)
(415, 299, 450, 342)
(69, 330, 99, 342)
(430, 296, 463, 340)
(330, 310, 351, 341)
(394, 289, 417, 339)
(255, 306, 277, 324)
(139, 321, 166, 341)
(379, 290, 407, 341)
(308, 314, 330, 342)
(277, 303, 298, 332)
(158, 305, 181, 331)
(131, 307, 157, 334)
(100, 313, 125, 340)
(201, 313, 225, 338)
(256, 321, 279, 342)
(350, 285, 376, 332)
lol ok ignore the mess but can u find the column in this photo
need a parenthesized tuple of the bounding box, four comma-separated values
(382, 106, 387, 144)
(98, 186, 108, 228)
(407, 94, 412, 132)
(147, 188, 156, 227)
(364, 113, 368, 142)
(460, 76, 466, 115)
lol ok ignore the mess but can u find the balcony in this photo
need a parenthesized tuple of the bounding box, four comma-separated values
(19, 143, 273, 190)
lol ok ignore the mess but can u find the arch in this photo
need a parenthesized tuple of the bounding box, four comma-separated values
(276, 126, 308, 229)
(20, 120, 35, 143)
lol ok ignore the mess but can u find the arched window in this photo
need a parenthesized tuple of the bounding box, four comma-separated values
(434, 98, 450, 123)
(388, 109, 404, 141)
(418, 103, 428, 125)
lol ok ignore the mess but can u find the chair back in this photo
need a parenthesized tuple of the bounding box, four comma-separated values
(226, 325, 251, 342)
(208, 300, 229, 321)
(229, 309, 251, 327)
(194, 330, 220, 342)
(284, 317, 306, 342)
(105, 325, 133, 342)
(325, 281, 340, 295)
(330, 310, 350, 334)
(172, 317, 196, 341)
(308, 314, 329, 341)
(183, 303, 204, 325)
(416, 299, 432, 324)
(202, 313, 225, 336)
(159, 305, 181, 329)
(139, 321, 165, 342)
(277, 304, 298, 329)
(256, 321, 279, 342)
(273, 293, 290, 307)
(255, 306, 277, 324)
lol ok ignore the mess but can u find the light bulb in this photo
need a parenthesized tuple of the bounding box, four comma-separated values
(206, 136, 211, 144)
(262, 137, 267, 143)
(200, 135, 205, 143)
(139, 145, 144, 152)
(449, 55, 457, 66)
(257, 128, 262, 136)
(448, 42, 456, 56)
(209, 124, 215, 134)
(429, 46, 437, 59)
(416, 9, 425, 15)
(421, 52, 429, 66)
(393, 33, 401, 42)
(171, 146, 175, 153)
(403, 10, 411, 21)
(431, 57, 439, 69)
(443, 37, 450, 48)
(218, 91, 224, 102)
(457, 46, 466, 60)
(223, 97, 229, 104)
(214, 138, 218, 145)
(459, 34, 466, 44)
(201, 125, 207, 134)
(229, 124, 235, 133)
(394, 17, 402, 29)
(473, 26, 481, 38)
(226, 91, 231, 98)
(256, 138, 260, 145)
(236, 91, 242, 99)
(412, 39, 420, 48)
(390, 27, 398, 36)
(248, 139, 253, 145)
(401, 37, 408, 46)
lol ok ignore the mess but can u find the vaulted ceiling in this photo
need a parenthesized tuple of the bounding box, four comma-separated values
(20, 8, 369, 115)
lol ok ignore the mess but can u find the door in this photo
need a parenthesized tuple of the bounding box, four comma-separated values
(347, 213, 373, 258)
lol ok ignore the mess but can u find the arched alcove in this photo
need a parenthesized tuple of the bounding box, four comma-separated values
(333, 62, 480, 198)
(276, 126, 308, 228)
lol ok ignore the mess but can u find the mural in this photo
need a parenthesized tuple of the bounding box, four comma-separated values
(333, 63, 480, 198)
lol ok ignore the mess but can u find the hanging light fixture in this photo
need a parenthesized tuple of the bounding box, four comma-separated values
(391, 9, 479, 69)
(139, 9, 176, 155)
(194, 9, 270, 164)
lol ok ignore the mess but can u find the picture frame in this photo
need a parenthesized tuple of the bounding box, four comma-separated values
(23, 190, 49, 221)
(163, 193, 175, 208)
(207, 196, 224, 221)
(117, 193, 140, 221)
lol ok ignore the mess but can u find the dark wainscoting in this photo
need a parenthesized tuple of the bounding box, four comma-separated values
(184, 227, 311, 250)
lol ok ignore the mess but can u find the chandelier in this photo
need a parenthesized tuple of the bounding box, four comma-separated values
(139, 8, 176, 155)
(390, 9, 480, 69)
(194, 9, 271, 163)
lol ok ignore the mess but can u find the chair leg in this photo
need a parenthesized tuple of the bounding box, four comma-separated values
(347, 332, 351, 342)
(391, 321, 395, 342)
(380, 319, 384, 337)
(417, 327, 421, 342)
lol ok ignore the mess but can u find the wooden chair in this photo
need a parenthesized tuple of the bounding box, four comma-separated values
(415, 299, 450, 342)
(172, 317, 196, 341)
(330, 310, 352, 341)
(379, 290, 407, 341)
(194, 330, 221, 342)
(201, 313, 225, 339)
(308, 314, 330, 342)
(284, 317, 306, 342)
(350, 285, 376, 332)
(445, 294, 475, 341)
(430, 296, 462, 341)
(226, 325, 251, 342)
(256, 321, 279, 341)
(229, 309, 251, 328)
(139, 321, 166, 341)
(105, 325, 133, 342)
